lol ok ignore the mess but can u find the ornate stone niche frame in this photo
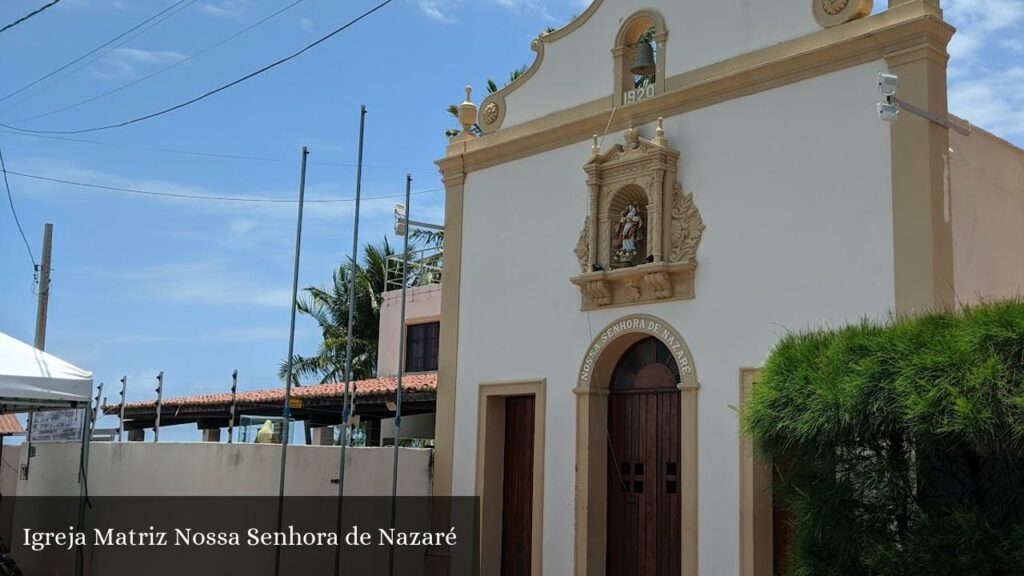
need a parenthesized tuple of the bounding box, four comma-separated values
(571, 120, 704, 311)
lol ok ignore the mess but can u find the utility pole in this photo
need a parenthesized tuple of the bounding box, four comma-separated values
(34, 223, 53, 350)
(25, 223, 53, 479)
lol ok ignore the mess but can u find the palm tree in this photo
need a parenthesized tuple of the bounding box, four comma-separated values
(278, 238, 398, 385)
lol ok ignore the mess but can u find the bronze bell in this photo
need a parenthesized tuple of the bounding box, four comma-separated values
(630, 40, 656, 76)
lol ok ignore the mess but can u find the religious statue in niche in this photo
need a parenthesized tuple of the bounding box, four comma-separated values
(570, 118, 705, 310)
(614, 202, 645, 266)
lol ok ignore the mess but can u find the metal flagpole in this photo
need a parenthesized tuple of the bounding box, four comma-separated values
(387, 174, 412, 576)
(117, 376, 127, 442)
(74, 387, 91, 576)
(334, 104, 366, 576)
(154, 371, 163, 442)
(274, 145, 309, 576)
(228, 370, 238, 444)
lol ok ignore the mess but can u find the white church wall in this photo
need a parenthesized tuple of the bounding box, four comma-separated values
(453, 59, 895, 575)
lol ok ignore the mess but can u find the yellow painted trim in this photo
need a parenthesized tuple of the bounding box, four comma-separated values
(433, 170, 463, 495)
(739, 368, 772, 576)
(884, 21, 956, 314)
(574, 314, 698, 576)
(442, 2, 951, 174)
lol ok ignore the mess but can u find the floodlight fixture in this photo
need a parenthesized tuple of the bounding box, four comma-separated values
(878, 73, 900, 97)
(877, 102, 900, 123)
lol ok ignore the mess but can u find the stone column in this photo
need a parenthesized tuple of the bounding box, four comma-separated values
(885, 15, 955, 313)
(587, 177, 600, 269)
(650, 168, 665, 262)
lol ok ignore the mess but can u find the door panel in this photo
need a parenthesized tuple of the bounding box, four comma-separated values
(607, 390, 681, 576)
(501, 395, 535, 576)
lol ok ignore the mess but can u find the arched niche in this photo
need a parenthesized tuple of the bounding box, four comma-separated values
(573, 314, 699, 576)
(613, 10, 669, 107)
(608, 184, 650, 267)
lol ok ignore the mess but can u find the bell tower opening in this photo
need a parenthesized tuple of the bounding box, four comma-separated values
(613, 10, 668, 106)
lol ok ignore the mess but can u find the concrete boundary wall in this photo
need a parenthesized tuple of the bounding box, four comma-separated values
(18, 442, 432, 497)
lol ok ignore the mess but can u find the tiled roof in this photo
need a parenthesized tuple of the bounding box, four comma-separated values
(109, 373, 436, 412)
(0, 414, 24, 435)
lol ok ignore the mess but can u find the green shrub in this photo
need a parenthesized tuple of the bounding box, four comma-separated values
(743, 300, 1024, 575)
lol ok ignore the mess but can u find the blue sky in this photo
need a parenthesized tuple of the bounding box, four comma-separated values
(1, 0, 1022, 441)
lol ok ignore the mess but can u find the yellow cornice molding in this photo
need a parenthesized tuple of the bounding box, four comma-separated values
(439, 2, 953, 177)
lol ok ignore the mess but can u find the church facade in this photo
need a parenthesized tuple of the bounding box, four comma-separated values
(434, 1, 1024, 574)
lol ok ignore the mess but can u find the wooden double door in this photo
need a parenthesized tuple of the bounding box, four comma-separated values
(606, 337, 682, 575)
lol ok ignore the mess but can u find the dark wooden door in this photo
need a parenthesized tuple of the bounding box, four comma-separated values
(501, 395, 535, 576)
(607, 337, 682, 576)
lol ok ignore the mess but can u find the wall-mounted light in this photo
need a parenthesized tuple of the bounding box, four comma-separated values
(875, 72, 971, 135)
(878, 73, 900, 97)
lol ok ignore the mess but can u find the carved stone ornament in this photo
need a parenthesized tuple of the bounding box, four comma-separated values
(571, 119, 704, 311)
(813, 0, 872, 28)
(482, 102, 500, 126)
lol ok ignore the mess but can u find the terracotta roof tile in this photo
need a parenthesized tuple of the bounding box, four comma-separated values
(108, 373, 436, 413)
(0, 414, 24, 435)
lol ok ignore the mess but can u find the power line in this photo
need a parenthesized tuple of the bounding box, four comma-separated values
(0, 0, 198, 116)
(0, 0, 195, 106)
(4, 168, 443, 204)
(1, 0, 395, 135)
(11, 0, 310, 123)
(0, 0, 63, 35)
(0, 129, 439, 172)
(0, 146, 37, 267)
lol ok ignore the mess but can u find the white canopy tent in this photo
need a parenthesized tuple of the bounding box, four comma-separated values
(0, 331, 92, 412)
(0, 331, 93, 576)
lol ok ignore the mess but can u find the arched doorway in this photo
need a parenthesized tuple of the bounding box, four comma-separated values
(574, 314, 698, 576)
(606, 337, 681, 575)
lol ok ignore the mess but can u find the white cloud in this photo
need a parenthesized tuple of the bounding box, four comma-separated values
(228, 218, 258, 237)
(416, 0, 586, 24)
(89, 47, 187, 79)
(943, 0, 1024, 139)
(200, 326, 291, 342)
(198, 0, 253, 20)
(95, 261, 293, 308)
(948, 67, 1024, 138)
(417, 0, 453, 22)
(945, 0, 1024, 65)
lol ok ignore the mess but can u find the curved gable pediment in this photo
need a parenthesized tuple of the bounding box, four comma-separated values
(471, 0, 868, 134)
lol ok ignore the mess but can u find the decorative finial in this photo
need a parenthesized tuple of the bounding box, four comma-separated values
(592, 134, 600, 157)
(456, 85, 478, 141)
(654, 117, 666, 146)
(626, 119, 639, 146)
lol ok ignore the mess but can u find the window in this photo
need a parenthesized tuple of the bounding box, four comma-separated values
(405, 322, 439, 373)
